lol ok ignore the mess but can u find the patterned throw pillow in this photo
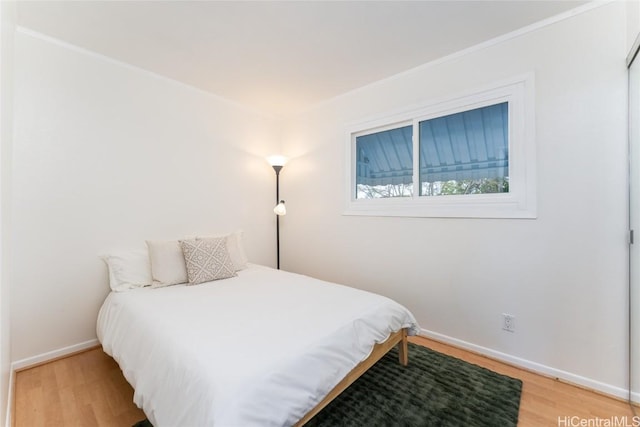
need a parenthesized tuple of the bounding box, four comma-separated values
(180, 237, 237, 285)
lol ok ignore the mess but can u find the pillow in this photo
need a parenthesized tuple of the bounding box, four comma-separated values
(146, 240, 189, 287)
(226, 230, 248, 271)
(194, 230, 248, 271)
(180, 237, 237, 285)
(101, 249, 152, 292)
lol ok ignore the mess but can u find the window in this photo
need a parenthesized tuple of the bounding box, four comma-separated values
(356, 124, 413, 199)
(419, 102, 509, 197)
(346, 74, 536, 218)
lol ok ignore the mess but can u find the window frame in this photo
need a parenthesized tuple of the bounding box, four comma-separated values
(344, 74, 536, 219)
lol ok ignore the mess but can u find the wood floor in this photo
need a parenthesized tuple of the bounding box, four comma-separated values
(13, 348, 144, 427)
(13, 336, 637, 426)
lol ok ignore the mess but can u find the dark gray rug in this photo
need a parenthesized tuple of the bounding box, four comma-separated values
(134, 343, 522, 427)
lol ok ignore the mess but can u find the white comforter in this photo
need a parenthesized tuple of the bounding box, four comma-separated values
(97, 264, 419, 427)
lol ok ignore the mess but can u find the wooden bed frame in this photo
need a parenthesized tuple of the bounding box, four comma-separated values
(295, 328, 409, 426)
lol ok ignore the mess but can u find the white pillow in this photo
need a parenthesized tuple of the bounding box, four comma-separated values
(225, 230, 248, 271)
(195, 230, 248, 271)
(146, 240, 189, 287)
(101, 249, 152, 292)
(180, 237, 237, 285)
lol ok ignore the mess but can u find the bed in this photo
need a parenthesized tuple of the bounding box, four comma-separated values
(97, 263, 419, 426)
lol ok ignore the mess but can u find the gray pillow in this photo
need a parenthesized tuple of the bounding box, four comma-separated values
(180, 237, 237, 285)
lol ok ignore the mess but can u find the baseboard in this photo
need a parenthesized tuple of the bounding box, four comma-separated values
(10, 339, 100, 372)
(419, 328, 632, 402)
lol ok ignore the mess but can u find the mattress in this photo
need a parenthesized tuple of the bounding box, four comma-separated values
(97, 264, 419, 426)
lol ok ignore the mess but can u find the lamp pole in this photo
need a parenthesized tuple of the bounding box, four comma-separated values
(273, 165, 283, 269)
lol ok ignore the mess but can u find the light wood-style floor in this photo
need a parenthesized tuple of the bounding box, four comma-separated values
(13, 336, 637, 427)
(14, 348, 144, 427)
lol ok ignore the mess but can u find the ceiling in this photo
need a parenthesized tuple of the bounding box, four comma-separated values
(16, 1, 587, 117)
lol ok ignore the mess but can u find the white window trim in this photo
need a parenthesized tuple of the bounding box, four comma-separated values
(344, 73, 536, 219)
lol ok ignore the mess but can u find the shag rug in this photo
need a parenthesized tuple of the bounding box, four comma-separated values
(133, 343, 522, 427)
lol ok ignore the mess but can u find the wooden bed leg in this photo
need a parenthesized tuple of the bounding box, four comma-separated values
(398, 329, 408, 366)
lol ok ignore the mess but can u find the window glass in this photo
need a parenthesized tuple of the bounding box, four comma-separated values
(419, 102, 509, 196)
(355, 125, 413, 199)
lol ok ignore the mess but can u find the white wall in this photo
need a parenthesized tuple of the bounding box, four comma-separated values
(282, 3, 629, 395)
(627, 0, 640, 57)
(0, 1, 15, 424)
(11, 30, 280, 361)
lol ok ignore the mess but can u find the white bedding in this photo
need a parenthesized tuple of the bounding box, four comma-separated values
(97, 264, 419, 427)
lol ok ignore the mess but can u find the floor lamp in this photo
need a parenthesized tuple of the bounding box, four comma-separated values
(269, 156, 287, 269)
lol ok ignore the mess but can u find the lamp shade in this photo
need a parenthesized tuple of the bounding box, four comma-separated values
(274, 200, 286, 216)
(267, 155, 287, 167)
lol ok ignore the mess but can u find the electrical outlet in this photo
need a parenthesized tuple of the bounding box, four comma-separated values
(502, 313, 515, 333)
